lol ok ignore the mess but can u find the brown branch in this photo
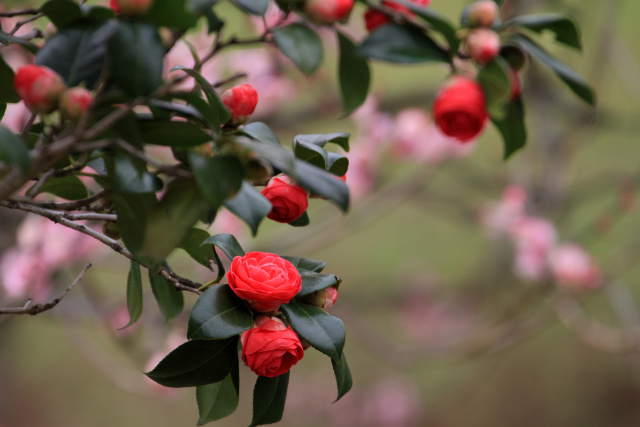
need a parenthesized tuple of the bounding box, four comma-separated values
(0, 263, 91, 315)
(1, 200, 116, 222)
(9, 190, 113, 211)
(0, 8, 39, 17)
(113, 139, 193, 179)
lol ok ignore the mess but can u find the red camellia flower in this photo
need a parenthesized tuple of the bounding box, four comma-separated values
(261, 175, 309, 223)
(60, 87, 94, 120)
(465, 28, 501, 64)
(220, 84, 258, 125)
(364, 0, 432, 32)
(227, 251, 302, 314)
(14, 65, 66, 114)
(303, 0, 355, 25)
(433, 76, 488, 142)
(241, 316, 304, 378)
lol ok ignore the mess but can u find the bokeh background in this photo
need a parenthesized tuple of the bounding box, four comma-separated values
(2, 0, 640, 426)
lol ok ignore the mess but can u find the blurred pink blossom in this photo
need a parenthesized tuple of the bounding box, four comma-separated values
(479, 184, 528, 236)
(359, 377, 424, 427)
(549, 243, 601, 290)
(510, 216, 557, 281)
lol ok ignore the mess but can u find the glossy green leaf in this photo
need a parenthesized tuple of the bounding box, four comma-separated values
(120, 260, 143, 330)
(149, 264, 184, 323)
(393, 0, 459, 52)
(30, 175, 89, 200)
(0, 30, 38, 53)
(139, 178, 210, 264)
(189, 153, 244, 210)
(281, 301, 345, 360)
(82, 6, 116, 21)
(298, 274, 341, 297)
(241, 122, 282, 146)
(0, 104, 5, 121)
(171, 91, 222, 130)
(230, 0, 269, 15)
(0, 126, 31, 177)
(331, 353, 352, 402)
(145, 338, 237, 388)
(35, 21, 115, 89)
(146, 0, 199, 29)
(280, 256, 326, 273)
(250, 373, 289, 427)
(109, 21, 164, 96)
(327, 152, 349, 176)
(41, 0, 83, 29)
(110, 192, 158, 253)
(337, 31, 370, 116)
(477, 57, 512, 120)
(223, 181, 272, 236)
(188, 284, 253, 340)
(0, 55, 19, 103)
(287, 211, 309, 227)
(114, 152, 163, 194)
(171, 65, 231, 127)
(149, 99, 208, 125)
(492, 96, 527, 160)
(293, 133, 350, 152)
(201, 233, 246, 260)
(357, 23, 449, 64)
(272, 24, 324, 76)
(138, 120, 211, 147)
(514, 34, 595, 106)
(504, 13, 581, 50)
(196, 359, 239, 425)
(179, 228, 214, 269)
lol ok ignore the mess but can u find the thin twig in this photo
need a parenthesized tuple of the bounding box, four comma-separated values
(113, 139, 193, 179)
(0, 8, 39, 17)
(0, 263, 91, 315)
(1, 200, 116, 222)
(25, 168, 55, 198)
(10, 190, 113, 210)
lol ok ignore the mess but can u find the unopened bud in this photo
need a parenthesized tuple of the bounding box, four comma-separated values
(60, 87, 94, 121)
(302, 0, 355, 25)
(14, 65, 66, 114)
(467, 1, 499, 27)
(220, 84, 258, 125)
(466, 28, 501, 63)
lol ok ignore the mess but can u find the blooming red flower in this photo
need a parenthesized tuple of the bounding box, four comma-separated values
(241, 316, 304, 378)
(227, 251, 302, 314)
(433, 76, 488, 142)
(220, 84, 258, 125)
(14, 65, 66, 114)
(60, 87, 94, 120)
(303, 0, 355, 25)
(261, 175, 309, 223)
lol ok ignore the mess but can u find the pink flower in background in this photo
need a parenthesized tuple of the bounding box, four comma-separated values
(549, 243, 601, 290)
(480, 184, 528, 236)
(510, 216, 557, 281)
(358, 377, 423, 427)
(345, 140, 379, 201)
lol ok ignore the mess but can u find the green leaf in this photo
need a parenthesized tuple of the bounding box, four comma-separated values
(298, 274, 341, 297)
(196, 359, 240, 425)
(110, 192, 158, 253)
(492, 96, 527, 160)
(82, 5, 116, 21)
(35, 21, 115, 89)
(287, 211, 309, 227)
(250, 373, 289, 427)
(331, 353, 352, 402)
(120, 260, 143, 330)
(504, 13, 581, 50)
(114, 152, 163, 194)
(109, 21, 164, 96)
(146, 0, 199, 29)
(201, 233, 245, 260)
(281, 301, 345, 360)
(272, 24, 324, 76)
(337, 31, 370, 116)
(0, 104, 5, 121)
(41, 0, 83, 29)
(477, 57, 512, 120)
(223, 181, 272, 236)
(357, 23, 449, 64)
(189, 153, 244, 209)
(292, 134, 350, 174)
(0, 30, 38, 53)
(149, 264, 184, 323)
(514, 34, 595, 106)
(241, 122, 282, 146)
(145, 338, 238, 388)
(29, 175, 89, 200)
(326, 152, 349, 176)
(230, 0, 269, 16)
(179, 228, 214, 269)
(280, 256, 326, 273)
(188, 284, 253, 340)
(139, 120, 211, 147)
(171, 91, 223, 130)
(0, 55, 19, 103)
(138, 178, 210, 264)
(171, 65, 231, 127)
(149, 99, 208, 125)
(393, 0, 459, 52)
(293, 133, 350, 152)
(0, 126, 31, 177)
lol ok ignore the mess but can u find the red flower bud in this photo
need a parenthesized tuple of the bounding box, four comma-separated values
(110, 0, 153, 16)
(303, 0, 354, 25)
(14, 65, 66, 114)
(433, 76, 488, 143)
(241, 316, 304, 377)
(301, 286, 339, 310)
(466, 28, 501, 64)
(59, 87, 94, 121)
(509, 69, 521, 100)
(220, 84, 258, 125)
(261, 175, 309, 223)
(363, 0, 431, 32)
(467, 0, 499, 27)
